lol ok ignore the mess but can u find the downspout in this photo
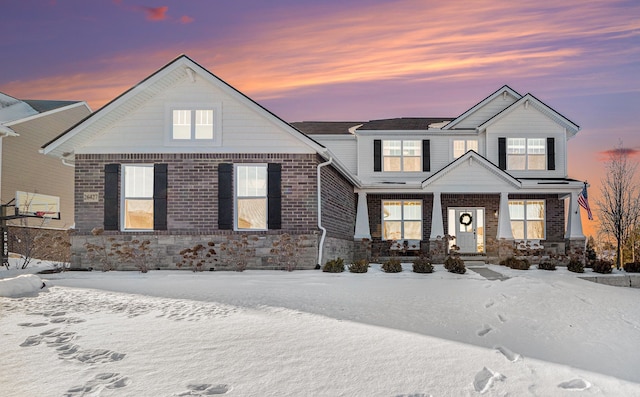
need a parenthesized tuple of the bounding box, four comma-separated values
(317, 155, 333, 267)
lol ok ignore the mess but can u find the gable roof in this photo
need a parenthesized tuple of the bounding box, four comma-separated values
(22, 99, 81, 114)
(41, 54, 329, 159)
(442, 85, 521, 130)
(477, 93, 580, 136)
(421, 150, 521, 189)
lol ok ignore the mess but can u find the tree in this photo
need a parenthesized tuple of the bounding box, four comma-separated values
(596, 141, 640, 269)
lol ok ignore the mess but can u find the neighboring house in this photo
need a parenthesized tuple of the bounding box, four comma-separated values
(41, 55, 587, 270)
(0, 93, 91, 252)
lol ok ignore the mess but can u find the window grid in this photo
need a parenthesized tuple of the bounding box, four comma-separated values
(453, 139, 478, 158)
(508, 200, 545, 240)
(383, 140, 421, 172)
(172, 109, 214, 141)
(122, 165, 154, 230)
(382, 200, 422, 240)
(507, 138, 546, 170)
(236, 165, 267, 230)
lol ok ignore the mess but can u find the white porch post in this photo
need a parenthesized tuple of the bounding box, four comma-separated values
(497, 192, 514, 240)
(354, 191, 371, 240)
(430, 191, 444, 240)
(566, 190, 585, 240)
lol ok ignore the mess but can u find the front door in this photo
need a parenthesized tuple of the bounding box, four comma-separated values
(455, 209, 476, 253)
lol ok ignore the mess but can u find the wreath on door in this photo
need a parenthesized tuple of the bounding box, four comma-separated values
(459, 213, 473, 226)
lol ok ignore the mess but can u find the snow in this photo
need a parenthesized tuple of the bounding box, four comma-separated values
(0, 274, 46, 297)
(1, 260, 640, 396)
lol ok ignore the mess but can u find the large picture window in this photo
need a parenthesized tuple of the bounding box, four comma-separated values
(172, 109, 214, 140)
(122, 165, 154, 230)
(236, 164, 267, 230)
(383, 140, 421, 172)
(507, 138, 546, 170)
(509, 200, 545, 240)
(382, 200, 422, 240)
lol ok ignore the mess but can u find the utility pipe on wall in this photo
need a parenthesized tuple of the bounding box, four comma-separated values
(316, 155, 333, 267)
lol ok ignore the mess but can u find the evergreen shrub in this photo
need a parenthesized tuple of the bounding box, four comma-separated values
(323, 258, 345, 273)
(348, 259, 369, 273)
(412, 258, 434, 273)
(381, 258, 403, 273)
(444, 256, 466, 274)
(567, 259, 585, 273)
(592, 259, 613, 274)
(624, 261, 640, 273)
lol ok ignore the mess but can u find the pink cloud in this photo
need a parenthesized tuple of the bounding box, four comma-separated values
(597, 147, 640, 161)
(179, 15, 194, 24)
(139, 6, 168, 21)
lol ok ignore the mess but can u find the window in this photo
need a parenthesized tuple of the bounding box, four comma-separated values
(507, 138, 546, 170)
(382, 200, 422, 240)
(171, 109, 214, 140)
(122, 165, 154, 230)
(453, 139, 478, 158)
(236, 165, 267, 230)
(383, 140, 421, 172)
(509, 200, 545, 240)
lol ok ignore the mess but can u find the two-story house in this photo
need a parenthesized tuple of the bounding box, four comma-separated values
(41, 55, 587, 270)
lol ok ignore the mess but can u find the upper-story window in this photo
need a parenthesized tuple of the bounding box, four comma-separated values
(172, 109, 214, 140)
(383, 140, 421, 172)
(453, 139, 478, 158)
(507, 138, 545, 170)
(122, 164, 154, 230)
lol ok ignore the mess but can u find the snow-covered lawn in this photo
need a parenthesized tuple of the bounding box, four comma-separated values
(1, 263, 639, 396)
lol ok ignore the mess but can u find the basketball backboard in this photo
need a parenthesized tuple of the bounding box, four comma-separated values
(15, 191, 60, 219)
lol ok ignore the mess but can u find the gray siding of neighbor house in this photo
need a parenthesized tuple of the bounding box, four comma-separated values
(73, 153, 354, 270)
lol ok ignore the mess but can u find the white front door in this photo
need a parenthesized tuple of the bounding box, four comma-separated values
(455, 209, 477, 253)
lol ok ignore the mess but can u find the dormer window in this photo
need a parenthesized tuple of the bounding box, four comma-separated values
(383, 140, 421, 172)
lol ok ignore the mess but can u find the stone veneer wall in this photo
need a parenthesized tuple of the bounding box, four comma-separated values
(72, 153, 325, 269)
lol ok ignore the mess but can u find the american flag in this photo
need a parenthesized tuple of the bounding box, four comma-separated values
(578, 184, 593, 220)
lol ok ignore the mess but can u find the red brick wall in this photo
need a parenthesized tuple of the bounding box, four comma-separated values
(74, 153, 321, 235)
(320, 160, 357, 240)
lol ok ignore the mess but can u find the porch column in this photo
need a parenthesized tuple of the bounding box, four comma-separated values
(566, 190, 585, 240)
(429, 191, 444, 240)
(497, 192, 514, 240)
(354, 191, 371, 240)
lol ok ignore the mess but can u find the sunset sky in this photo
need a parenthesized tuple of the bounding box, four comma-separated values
(2, 0, 639, 238)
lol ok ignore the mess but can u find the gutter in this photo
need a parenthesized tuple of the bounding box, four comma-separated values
(316, 155, 333, 267)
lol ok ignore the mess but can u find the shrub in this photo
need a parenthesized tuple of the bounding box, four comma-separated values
(444, 256, 466, 274)
(178, 242, 217, 272)
(538, 262, 557, 271)
(381, 258, 402, 273)
(349, 259, 369, 273)
(567, 259, 584, 273)
(500, 256, 530, 270)
(323, 258, 345, 273)
(412, 258, 433, 273)
(623, 261, 640, 273)
(592, 259, 613, 274)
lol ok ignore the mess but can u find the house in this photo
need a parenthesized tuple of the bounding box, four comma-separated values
(0, 93, 91, 260)
(41, 55, 587, 270)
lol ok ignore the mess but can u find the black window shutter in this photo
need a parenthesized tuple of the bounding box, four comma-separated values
(104, 164, 120, 230)
(218, 163, 233, 230)
(153, 164, 168, 230)
(267, 163, 282, 230)
(547, 137, 556, 170)
(422, 140, 430, 172)
(373, 140, 382, 172)
(498, 137, 507, 170)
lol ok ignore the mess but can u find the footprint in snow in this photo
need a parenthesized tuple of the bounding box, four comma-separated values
(558, 378, 591, 391)
(477, 325, 492, 337)
(495, 346, 521, 362)
(64, 372, 130, 396)
(17, 322, 48, 327)
(484, 300, 495, 309)
(497, 314, 507, 323)
(473, 367, 506, 393)
(176, 383, 230, 395)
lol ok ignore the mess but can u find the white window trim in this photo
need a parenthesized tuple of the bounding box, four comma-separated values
(164, 102, 222, 147)
(506, 138, 546, 170)
(381, 199, 422, 241)
(234, 163, 268, 231)
(120, 163, 154, 232)
(382, 140, 422, 172)
(508, 199, 546, 241)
